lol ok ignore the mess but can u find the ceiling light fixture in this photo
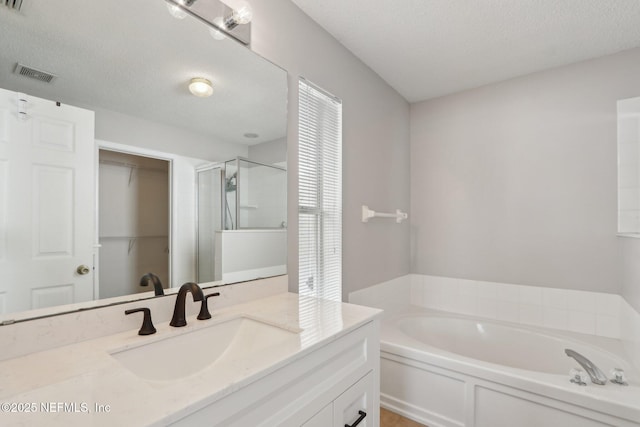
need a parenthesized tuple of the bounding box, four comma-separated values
(189, 78, 213, 97)
(223, 0, 252, 30)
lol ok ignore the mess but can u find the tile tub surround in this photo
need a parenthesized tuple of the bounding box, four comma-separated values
(0, 275, 288, 361)
(0, 292, 382, 426)
(349, 274, 640, 370)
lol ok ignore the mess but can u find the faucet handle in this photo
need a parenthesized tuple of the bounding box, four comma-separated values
(197, 292, 220, 320)
(569, 368, 588, 386)
(125, 307, 157, 335)
(610, 368, 628, 386)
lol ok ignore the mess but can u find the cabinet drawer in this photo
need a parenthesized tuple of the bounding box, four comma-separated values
(302, 403, 333, 427)
(334, 372, 375, 427)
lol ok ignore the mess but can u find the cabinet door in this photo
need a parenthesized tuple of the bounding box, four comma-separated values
(302, 403, 333, 427)
(334, 372, 375, 427)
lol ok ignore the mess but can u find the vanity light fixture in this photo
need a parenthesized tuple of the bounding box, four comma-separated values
(166, 0, 196, 19)
(223, 0, 252, 30)
(209, 16, 227, 40)
(189, 77, 214, 97)
(165, 0, 252, 45)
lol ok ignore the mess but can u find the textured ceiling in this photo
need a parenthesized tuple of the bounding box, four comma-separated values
(0, 0, 287, 146)
(291, 0, 640, 102)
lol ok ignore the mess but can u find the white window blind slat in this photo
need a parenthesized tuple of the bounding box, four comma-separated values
(298, 78, 342, 302)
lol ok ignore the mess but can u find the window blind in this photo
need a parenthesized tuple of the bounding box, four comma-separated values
(298, 78, 342, 302)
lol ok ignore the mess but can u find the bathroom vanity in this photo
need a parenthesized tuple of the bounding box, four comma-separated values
(0, 292, 381, 426)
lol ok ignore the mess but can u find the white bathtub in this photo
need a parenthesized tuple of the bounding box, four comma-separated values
(380, 309, 640, 427)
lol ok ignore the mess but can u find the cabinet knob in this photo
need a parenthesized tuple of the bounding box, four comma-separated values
(345, 410, 366, 427)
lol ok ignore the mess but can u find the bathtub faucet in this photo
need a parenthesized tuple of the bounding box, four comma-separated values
(564, 349, 607, 385)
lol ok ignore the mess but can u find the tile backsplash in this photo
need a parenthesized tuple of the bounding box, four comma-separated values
(411, 275, 623, 338)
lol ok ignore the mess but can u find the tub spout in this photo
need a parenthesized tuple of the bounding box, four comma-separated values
(565, 349, 607, 385)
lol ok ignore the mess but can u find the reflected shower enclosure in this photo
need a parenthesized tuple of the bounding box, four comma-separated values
(197, 158, 287, 283)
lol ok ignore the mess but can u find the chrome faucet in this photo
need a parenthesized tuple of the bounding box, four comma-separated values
(170, 282, 204, 327)
(565, 349, 607, 385)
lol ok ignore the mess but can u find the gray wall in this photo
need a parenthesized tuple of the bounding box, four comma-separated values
(411, 47, 640, 295)
(249, 0, 411, 299)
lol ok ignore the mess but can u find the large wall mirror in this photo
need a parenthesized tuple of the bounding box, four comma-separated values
(0, 0, 287, 321)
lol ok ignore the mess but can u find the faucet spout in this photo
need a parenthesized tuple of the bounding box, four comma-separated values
(170, 282, 204, 327)
(140, 273, 164, 296)
(565, 349, 607, 385)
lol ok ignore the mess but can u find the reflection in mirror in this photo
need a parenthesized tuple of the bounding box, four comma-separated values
(618, 96, 640, 236)
(98, 150, 170, 299)
(197, 157, 287, 283)
(0, 0, 287, 320)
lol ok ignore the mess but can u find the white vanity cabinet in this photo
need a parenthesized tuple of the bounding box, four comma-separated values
(169, 319, 380, 427)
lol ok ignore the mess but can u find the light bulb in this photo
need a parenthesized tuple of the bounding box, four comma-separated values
(188, 78, 213, 98)
(232, 1, 252, 24)
(166, 2, 187, 19)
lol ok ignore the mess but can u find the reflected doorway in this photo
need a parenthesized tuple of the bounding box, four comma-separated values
(98, 150, 170, 298)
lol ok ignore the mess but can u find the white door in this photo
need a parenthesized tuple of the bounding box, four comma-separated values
(0, 87, 95, 315)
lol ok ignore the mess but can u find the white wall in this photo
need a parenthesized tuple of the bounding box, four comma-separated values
(248, 137, 287, 165)
(217, 230, 287, 283)
(249, 0, 411, 299)
(411, 47, 640, 295)
(94, 107, 248, 162)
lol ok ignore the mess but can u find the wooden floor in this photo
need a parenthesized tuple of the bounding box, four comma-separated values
(380, 408, 427, 427)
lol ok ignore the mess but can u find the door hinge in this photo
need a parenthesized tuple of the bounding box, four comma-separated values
(17, 95, 27, 120)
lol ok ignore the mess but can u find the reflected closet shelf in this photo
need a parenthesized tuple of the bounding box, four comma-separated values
(99, 236, 169, 255)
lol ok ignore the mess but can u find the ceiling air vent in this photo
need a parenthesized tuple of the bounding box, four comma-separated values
(13, 63, 56, 83)
(3, 0, 23, 11)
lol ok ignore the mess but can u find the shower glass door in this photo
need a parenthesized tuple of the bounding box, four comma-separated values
(197, 166, 223, 283)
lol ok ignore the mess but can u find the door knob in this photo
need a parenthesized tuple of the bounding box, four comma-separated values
(76, 265, 91, 275)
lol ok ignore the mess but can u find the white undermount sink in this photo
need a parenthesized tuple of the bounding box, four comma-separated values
(110, 316, 300, 382)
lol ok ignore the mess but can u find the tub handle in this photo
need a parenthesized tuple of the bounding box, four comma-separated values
(610, 368, 628, 386)
(345, 410, 366, 427)
(569, 368, 587, 386)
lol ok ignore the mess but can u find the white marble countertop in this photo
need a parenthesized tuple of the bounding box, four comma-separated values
(0, 292, 381, 426)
